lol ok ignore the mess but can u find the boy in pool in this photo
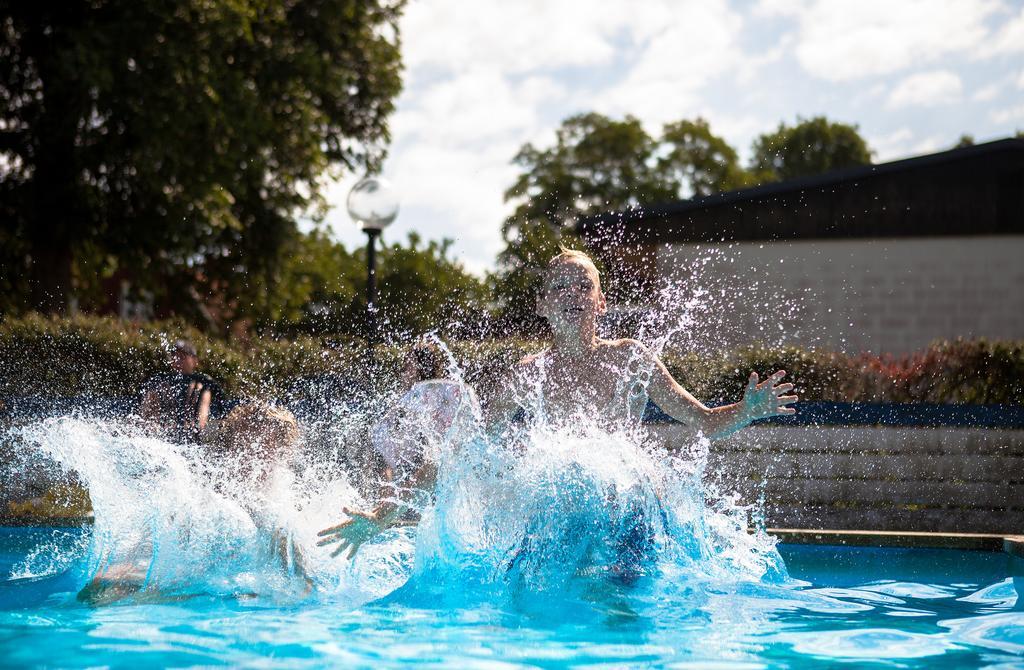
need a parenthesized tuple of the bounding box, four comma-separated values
(318, 249, 797, 560)
(78, 402, 309, 604)
(491, 248, 796, 434)
(317, 341, 479, 559)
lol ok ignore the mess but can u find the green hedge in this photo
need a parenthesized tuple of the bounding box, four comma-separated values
(1, 314, 1022, 405)
(662, 340, 1024, 405)
(0, 314, 372, 399)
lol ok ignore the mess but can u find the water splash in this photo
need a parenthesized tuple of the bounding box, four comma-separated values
(4, 328, 785, 612)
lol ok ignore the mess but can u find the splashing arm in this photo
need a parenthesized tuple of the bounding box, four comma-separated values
(316, 460, 437, 559)
(186, 381, 212, 432)
(648, 353, 797, 439)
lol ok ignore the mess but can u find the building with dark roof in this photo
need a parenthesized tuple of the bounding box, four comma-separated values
(579, 138, 1024, 354)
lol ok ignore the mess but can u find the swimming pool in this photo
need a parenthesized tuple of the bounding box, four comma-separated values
(2, 526, 1021, 668)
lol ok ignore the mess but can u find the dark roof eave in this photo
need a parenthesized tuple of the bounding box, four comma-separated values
(578, 137, 1024, 233)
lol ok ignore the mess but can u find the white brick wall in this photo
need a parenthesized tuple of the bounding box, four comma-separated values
(654, 236, 1024, 355)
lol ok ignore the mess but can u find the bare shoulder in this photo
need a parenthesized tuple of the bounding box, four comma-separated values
(518, 351, 545, 367)
(599, 338, 652, 359)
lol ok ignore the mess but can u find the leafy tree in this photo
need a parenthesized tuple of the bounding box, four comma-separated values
(502, 113, 677, 236)
(487, 219, 567, 335)
(273, 230, 488, 340)
(0, 0, 404, 317)
(750, 116, 873, 182)
(376, 232, 490, 339)
(660, 118, 755, 197)
(259, 228, 364, 330)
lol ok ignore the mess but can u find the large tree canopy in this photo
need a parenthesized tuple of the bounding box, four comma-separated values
(750, 116, 873, 182)
(660, 118, 754, 197)
(0, 0, 404, 318)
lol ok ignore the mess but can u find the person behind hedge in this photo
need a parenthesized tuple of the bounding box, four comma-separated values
(317, 339, 480, 558)
(138, 339, 224, 441)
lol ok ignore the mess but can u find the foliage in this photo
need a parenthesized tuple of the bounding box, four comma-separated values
(487, 219, 568, 336)
(660, 118, 756, 197)
(954, 134, 975, 148)
(256, 228, 364, 329)
(268, 230, 490, 339)
(750, 116, 873, 182)
(0, 313, 360, 399)
(843, 340, 1024, 405)
(502, 113, 676, 234)
(662, 340, 1024, 406)
(376, 233, 491, 339)
(0, 0, 405, 317)
(5, 482, 91, 524)
(1, 315, 1021, 406)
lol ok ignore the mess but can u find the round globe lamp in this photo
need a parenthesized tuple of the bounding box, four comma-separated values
(347, 177, 399, 344)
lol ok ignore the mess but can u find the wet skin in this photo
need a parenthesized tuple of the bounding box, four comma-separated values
(499, 257, 798, 437)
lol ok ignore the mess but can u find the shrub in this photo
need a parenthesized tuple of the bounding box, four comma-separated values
(661, 341, 1024, 405)
(0, 314, 1021, 405)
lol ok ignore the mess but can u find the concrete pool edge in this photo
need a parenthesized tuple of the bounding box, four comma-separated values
(771, 528, 1024, 557)
(2, 520, 1022, 558)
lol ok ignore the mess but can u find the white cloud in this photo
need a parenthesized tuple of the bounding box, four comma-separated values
(1018, 70, 1024, 89)
(759, 0, 1001, 82)
(394, 67, 551, 146)
(991, 104, 1024, 124)
(401, 0, 627, 77)
(973, 82, 1000, 102)
(870, 127, 915, 161)
(910, 136, 942, 155)
(886, 70, 962, 108)
(600, 0, 745, 125)
(977, 5, 1024, 57)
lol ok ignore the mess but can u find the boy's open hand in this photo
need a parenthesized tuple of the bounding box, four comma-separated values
(741, 370, 798, 421)
(317, 508, 386, 559)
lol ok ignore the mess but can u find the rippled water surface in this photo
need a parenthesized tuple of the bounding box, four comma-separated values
(2, 527, 1022, 668)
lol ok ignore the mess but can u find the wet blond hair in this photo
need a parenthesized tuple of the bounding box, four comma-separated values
(544, 246, 601, 291)
(213, 401, 299, 460)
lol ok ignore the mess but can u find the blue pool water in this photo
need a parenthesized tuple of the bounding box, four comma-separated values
(2, 526, 1022, 668)
(4, 384, 1024, 670)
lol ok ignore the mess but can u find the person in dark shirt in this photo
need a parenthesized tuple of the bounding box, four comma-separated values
(139, 339, 223, 441)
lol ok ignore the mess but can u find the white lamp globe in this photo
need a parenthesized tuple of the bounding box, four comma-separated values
(347, 177, 399, 231)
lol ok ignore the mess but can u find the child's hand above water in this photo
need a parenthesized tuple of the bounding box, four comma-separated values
(740, 370, 798, 421)
(317, 508, 388, 559)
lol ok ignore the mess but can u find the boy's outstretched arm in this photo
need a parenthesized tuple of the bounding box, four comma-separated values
(645, 348, 797, 439)
(317, 461, 437, 559)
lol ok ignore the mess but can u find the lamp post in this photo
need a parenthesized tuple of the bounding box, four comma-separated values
(347, 176, 399, 345)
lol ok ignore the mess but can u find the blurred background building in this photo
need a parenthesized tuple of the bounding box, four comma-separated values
(581, 138, 1024, 355)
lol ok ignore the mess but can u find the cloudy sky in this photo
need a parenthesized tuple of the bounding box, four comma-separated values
(322, 0, 1024, 274)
